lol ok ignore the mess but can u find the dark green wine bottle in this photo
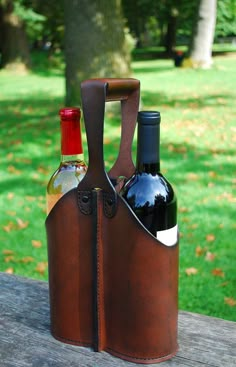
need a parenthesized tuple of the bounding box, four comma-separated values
(120, 111, 178, 246)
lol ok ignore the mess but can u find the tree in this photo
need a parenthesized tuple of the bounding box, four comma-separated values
(0, 0, 31, 69)
(122, 0, 190, 55)
(187, 0, 217, 68)
(28, 0, 63, 50)
(162, 2, 180, 56)
(215, 0, 236, 39)
(64, 0, 132, 106)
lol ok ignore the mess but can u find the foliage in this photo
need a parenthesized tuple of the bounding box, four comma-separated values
(25, 0, 64, 48)
(1, 0, 236, 71)
(216, 0, 236, 38)
(0, 0, 64, 47)
(122, 0, 236, 48)
(14, 0, 46, 41)
(0, 52, 236, 321)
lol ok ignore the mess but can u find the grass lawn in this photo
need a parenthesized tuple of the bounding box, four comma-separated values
(0, 52, 235, 321)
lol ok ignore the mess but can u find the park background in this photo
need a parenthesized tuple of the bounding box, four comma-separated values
(0, 0, 236, 321)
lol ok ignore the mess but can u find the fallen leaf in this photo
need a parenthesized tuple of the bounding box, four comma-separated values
(104, 137, 111, 145)
(224, 297, 236, 307)
(32, 240, 42, 248)
(7, 165, 21, 175)
(32, 173, 40, 179)
(179, 207, 189, 213)
(6, 210, 17, 216)
(187, 173, 199, 181)
(212, 268, 225, 277)
(3, 222, 14, 232)
(25, 196, 36, 202)
(168, 144, 187, 153)
(16, 218, 29, 229)
(15, 157, 32, 164)
(2, 249, 15, 255)
(7, 153, 14, 160)
(219, 281, 229, 287)
(195, 246, 206, 257)
(7, 192, 14, 200)
(182, 217, 190, 223)
(189, 223, 198, 229)
(5, 267, 14, 274)
(35, 262, 48, 275)
(37, 166, 49, 175)
(10, 139, 21, 145)
(4, 256, 15, 263)
(20, 256, 34, 264)
(208, 171, 217, 178)
(185, 267, 198, 276)
(216, 192, 236, 203)
(205, 251, 216, 262)
(45, 139, 52, 146)
(206, 234, 215, 242)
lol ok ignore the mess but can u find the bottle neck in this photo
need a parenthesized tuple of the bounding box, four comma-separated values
(136, 122, 160, 174)
(61, 153, 84, 163)
(60, 118, 83, 157)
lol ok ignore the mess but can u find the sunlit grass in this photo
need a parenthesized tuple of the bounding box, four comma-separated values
(0, 53, 235, 320)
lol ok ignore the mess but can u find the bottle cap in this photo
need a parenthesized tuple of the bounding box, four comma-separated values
(59, 107, 81, 120)
(59, 107, 83, 155)
(137, 111, 161, 125)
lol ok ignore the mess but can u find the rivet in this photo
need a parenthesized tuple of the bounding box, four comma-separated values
(82, 195, 89, 203)
(107, 198, 113, 206)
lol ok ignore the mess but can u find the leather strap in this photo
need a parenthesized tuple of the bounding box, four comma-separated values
(78, 78, 140, 217)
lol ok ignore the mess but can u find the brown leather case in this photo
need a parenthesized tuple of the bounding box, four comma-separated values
(46, 78, 179, 364)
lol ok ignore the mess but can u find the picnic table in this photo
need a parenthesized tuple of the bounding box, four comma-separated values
(0, 272, 235, 366)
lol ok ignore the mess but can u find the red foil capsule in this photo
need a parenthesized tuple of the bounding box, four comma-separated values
(59, 107, 83, 155)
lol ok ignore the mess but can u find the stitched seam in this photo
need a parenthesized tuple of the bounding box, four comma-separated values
(96, 192, 104, 350)
(92, 190, 98, 351)
(96, 193, 101, 349)
(103, 192, 116, 218)
(105, 346, 178, 361)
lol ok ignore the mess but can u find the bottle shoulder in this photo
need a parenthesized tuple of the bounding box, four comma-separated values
(121, 172, 176, 205)
(50, 160, 86, 175)
(47, 160, 87, 194)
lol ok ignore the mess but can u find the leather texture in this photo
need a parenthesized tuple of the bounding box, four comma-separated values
(46, 78, 179, 364)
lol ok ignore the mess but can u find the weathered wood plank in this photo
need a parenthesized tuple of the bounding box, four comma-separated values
(0, 273, 235, 366)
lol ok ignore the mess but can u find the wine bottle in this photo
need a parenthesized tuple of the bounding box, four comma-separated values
(46, 107, 87, 214)
(120, 111, 178, 246)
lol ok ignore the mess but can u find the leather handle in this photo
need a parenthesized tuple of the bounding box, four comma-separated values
(79, 78, 140, 194)
(94, 78, 139, 101)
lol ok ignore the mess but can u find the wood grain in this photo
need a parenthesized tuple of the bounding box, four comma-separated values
(0, 273, 235, 366)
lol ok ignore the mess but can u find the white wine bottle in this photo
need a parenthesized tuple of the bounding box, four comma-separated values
(46, 107, 87, 214)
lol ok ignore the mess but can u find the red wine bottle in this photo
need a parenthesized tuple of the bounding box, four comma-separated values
(46, 107, 87, 214)
(120, 111, 178, 246)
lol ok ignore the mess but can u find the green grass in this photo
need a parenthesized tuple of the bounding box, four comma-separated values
(0, 53, 236, 321)
(132, 43, 236, 60)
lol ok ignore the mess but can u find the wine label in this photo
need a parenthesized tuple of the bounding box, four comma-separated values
(156, 224, 178, 247)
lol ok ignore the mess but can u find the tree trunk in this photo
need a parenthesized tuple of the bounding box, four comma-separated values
(165, 8, 179, 56)
(64, 0, 132, 106)
(188, 0, 217, 68)
(0, 0, 31, 70)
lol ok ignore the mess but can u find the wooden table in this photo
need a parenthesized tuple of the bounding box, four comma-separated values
(0, 272, 235, 366)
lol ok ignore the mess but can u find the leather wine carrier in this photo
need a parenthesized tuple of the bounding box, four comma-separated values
(46, 78, 179, 364)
